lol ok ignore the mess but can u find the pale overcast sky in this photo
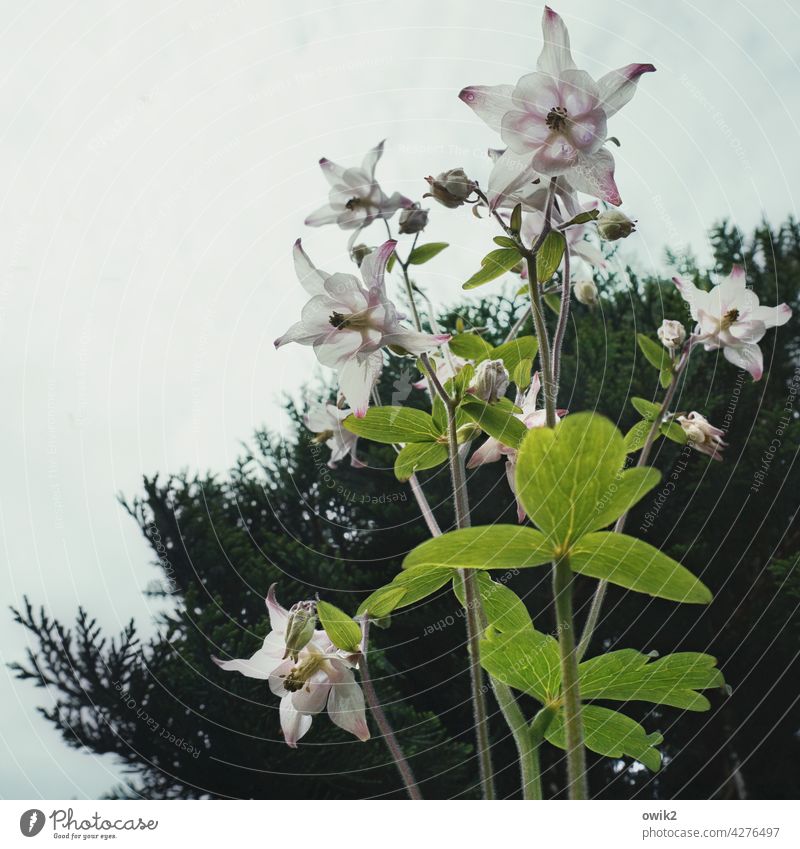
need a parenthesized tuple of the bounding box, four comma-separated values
(1, 0, 798, 798)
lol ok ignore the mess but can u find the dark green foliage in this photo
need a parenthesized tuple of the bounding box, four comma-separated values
(10, 218, 800, 799)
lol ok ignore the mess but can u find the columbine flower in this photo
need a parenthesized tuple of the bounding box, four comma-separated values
(467, 373, 565, 521)
(673, 265, 791, 380)
(398, 204, 429, 234)
(596, 209, 636, 240)
(677, 412, 728, 461)
(213, 586, 370, 747)
(305, 141, 411, 246)
(424, 168, 477, 208)
(459, 7, 654, 208)
(657, 319, 686, 351)
(468, 359, 510, 403)
(574, 275, 599, 306)
(305, 402, 365, 469)
(275, 240, 450, 415)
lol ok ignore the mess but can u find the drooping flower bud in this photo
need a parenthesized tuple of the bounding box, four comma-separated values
(282, 600, 318, 662)
(350, 243, 373, 267)
(677, 412, 727, 461)
(424, 168, 476, 208)
(573, 277, 599, 307)
(468, 359, 509, 403)
(398, 204, 429, 234)
(597, 209, 637, 241)
(657, 319, 686, 350)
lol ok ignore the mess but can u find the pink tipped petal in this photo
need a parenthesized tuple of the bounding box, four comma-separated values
(360, 239, 396, 294)
(274, 320, 320, 349)
(266, 583, 290, 633)
(361, 140, 385, 179)
(280, 695, 313, 747)
(326, 672, 370, 741)
(597, 63, 656, 117)
(729, 264, 746, 280)
(723, 344, 763, 380)
(466, 436, 504, 468)
(382, 328, 450, 355)
(292, 239, 328, 295)
(565, 149, 622, 205)
(538, 6, 576, 76)
(750, 302, 792, 329)
(319, 156, 348, 187)
(458, 84, 515, 134)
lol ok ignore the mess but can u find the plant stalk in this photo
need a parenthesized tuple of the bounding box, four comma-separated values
(553, 554, 588, 799)
(359, 617, 422, 799)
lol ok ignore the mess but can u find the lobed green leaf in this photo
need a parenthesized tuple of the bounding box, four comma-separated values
(344, 406, 438, 444)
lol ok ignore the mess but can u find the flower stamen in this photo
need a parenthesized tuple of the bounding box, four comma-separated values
(721, 308, 739, 331)
(546, 106, 568, 131)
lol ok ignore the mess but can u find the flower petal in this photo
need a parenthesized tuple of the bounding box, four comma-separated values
(487, 148, 538, 210)
(305, 203, 341, 227)
(562, 148, 622, 205)
(292, 239, 328, 295)
(729, 319, 766, 344)
(280, 694, 313, 747)
(326, 667, 370, 741)
(749, 302, 792, 329)
(291, 672, 332, 715)
(212, 645, 280, 681)
(723, 343, 763, 380)
(337, 353, 383, 417)
(537, 6, 576, 76)
(360, 240, 396, 296)
(458, 84, 515, 134)
(466, 437, 504, 468)
(268, 659, 295, 697)
(274, 319, 321, 349)
(361, 140, 385, 180)
(596, 63, 656, 117)
(318, 156, 348, 187)
(382, 328, 451, 356)
(266, 584, 289, 633)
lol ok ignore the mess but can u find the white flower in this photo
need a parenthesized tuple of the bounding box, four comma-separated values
(459, 7, 654, 208)
(305, 402, 365, 469)
(213, 585, 370, 747)
(467, 373, 565, 521)
(275, 240, 450, 416)
(574, 276, 599, 306)
(305, 141, 411, 246)
(673, 265, 791, 380)
(677, 412, 727, 462)
(657, 319, 686, 350)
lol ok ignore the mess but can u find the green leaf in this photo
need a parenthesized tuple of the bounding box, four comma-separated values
(357, 566, 453, 617)
(515, 412, 628, 548)
(463, 248, 521, 290)
(624, 420, 653, 453)
(544, 292, 561, 315)
(402, 525, 552, 571)
(447, 332, 493, 360)
(509, 203, 522, 234)
(659, 366, 673, 389)
(489, 335, 539, 375)
(512, 358, 532, 390)
(452, 571, 532, 633)
(661, 420, 688, 444)
(591, 467, 662, 530)
(408, 242, 449, 265)
(561, 209, 600, 227)
(579, 650, 725, 711)
(631, 397, 662, 421)
(568, 532, 712, 604)
(536, 230, 566, 282)
(344, 407, 438, 443)
(493, 235, 518, 248)
(386, 252, 397, 273)
(315, 601, 361, 652)
(637, 333, 668, 371)
(394, 442, 448, 481)
(479, 627, 561, 703)
(545, 705, 663, 772)
(460, 397, 528, 449)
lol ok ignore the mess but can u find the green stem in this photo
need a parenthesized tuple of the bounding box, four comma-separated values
(492, 679, 542, 799)
(553, 554, 587, 799)
(526, 257, 557, 428)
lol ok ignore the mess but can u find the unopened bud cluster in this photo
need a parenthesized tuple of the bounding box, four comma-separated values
(424, 168, 476, 208)
(469, 359, 509, 403)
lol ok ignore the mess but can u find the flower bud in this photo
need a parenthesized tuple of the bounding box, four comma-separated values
(350, 244, 373, 267)
(677, 412, 728, 461)
(657, 319, 686, 350)
(282, 600, 317, 662)
(423, 168, 476, 208)
(468, 359, 509, 403)
(573, 277, 599, 307)
(597, 209, 636, 241)
(398, 204, 429, 234)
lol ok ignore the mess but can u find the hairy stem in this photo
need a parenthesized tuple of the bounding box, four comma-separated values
(553, 554, 587, 799)
(576, 341, 695, 660)
(359, 617, 422, 799)
(526, 258, 557, 428)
